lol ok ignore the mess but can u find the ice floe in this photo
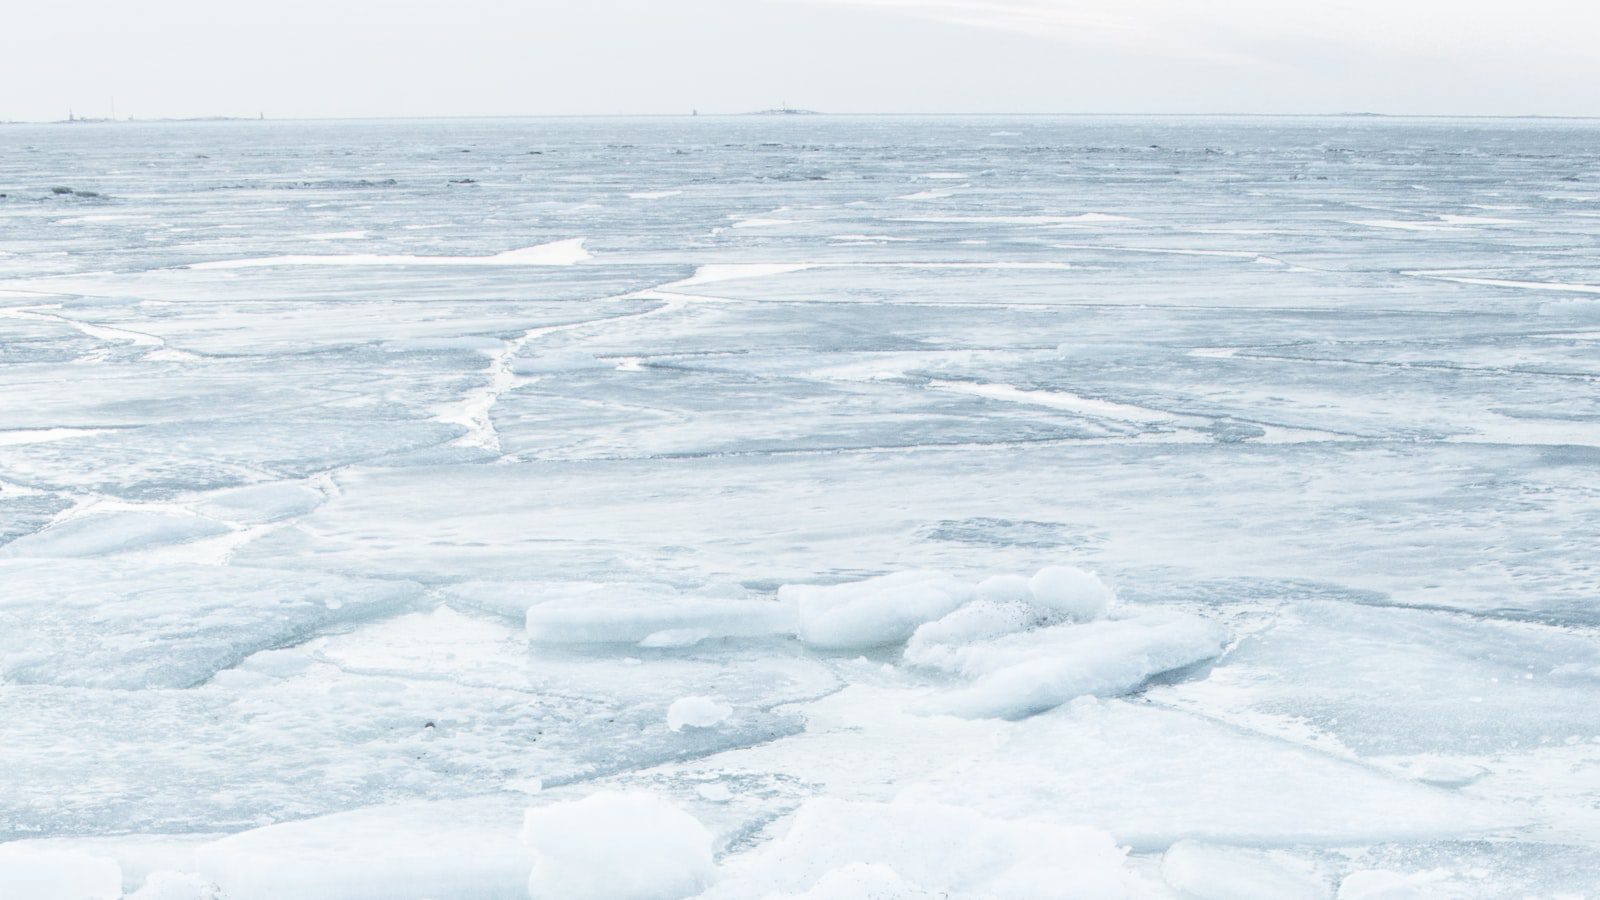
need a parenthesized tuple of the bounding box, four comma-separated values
(0, 511, 230, 558)
(0, 560, 420, 688)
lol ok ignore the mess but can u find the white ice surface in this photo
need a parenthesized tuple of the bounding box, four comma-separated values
(0, 845, 121, 900)
(523, 792, 714, 900)
(189, 238, 591, 269)
(0, 560, 419, 688)
(705, 798, 1135, 899)
(4, 117, 1597, 898)
(195, 796, 530, 900)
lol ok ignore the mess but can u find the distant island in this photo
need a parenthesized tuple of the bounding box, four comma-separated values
(749, 107, 820, 116)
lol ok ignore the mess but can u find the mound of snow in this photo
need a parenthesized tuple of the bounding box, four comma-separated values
(1027, 565, 1113, 620)
(0, 845, 121, 900)
(522, 792, 713, 900)
(706, 798, 1133, 899)
(667, 696, 733, 731)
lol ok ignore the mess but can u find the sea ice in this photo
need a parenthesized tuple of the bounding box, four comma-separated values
(195, 796, 530, 900)
(784, 571, 973, 650)
(0, 560, 419, 688)
(5, 114, 1598, 898)
(522, 792, 714, 900)
(0, 510, 230, 558)
(0, 845, 121, 900)
(1160, 840, 1331, 900)
(189, 238, 591, 269)
(704, 798, 1134, 899)
(924, 613, 1228, 719)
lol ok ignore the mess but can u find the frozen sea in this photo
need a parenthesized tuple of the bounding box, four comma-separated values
(2, 115, 1599, 898)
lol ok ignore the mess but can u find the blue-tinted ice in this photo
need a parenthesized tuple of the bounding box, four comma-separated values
(2, 116, 1599, 897)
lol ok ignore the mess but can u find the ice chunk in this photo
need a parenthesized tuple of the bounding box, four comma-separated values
(902, 598, 1052, 672)
(195, 796, 530, 900)
(785, 571, 972, 650)
(522, 792, 713, 900)
(0, 510, 229, 558)
(1027, 565, 1114, 620)
(667, 696, 732, 731)
(0, 845, 121, 900)
(1161, 841, 1331, 900)
(0, 560, 420, 688)
(916, 612, 1228, 719)
(706, 799, 1132, 899)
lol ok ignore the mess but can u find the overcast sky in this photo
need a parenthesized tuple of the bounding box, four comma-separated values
(5, 0, 1598, 121)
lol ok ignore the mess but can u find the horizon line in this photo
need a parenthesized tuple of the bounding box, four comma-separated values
(7, 110, 1600, 126)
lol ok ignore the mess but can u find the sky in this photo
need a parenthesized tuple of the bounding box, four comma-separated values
(4, 0, 1599, 121)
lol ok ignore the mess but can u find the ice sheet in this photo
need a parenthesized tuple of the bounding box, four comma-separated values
(4, 115, 1598, 897)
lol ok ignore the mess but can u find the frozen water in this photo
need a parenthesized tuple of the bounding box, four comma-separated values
(0, 844, 122, 900)
(522, 792, 714, 900)
(0, 560, 420, 688)
(1160, 841, 1332, 900)
(4, 115, 1600, 895)
(703, 798, 1134, 899)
